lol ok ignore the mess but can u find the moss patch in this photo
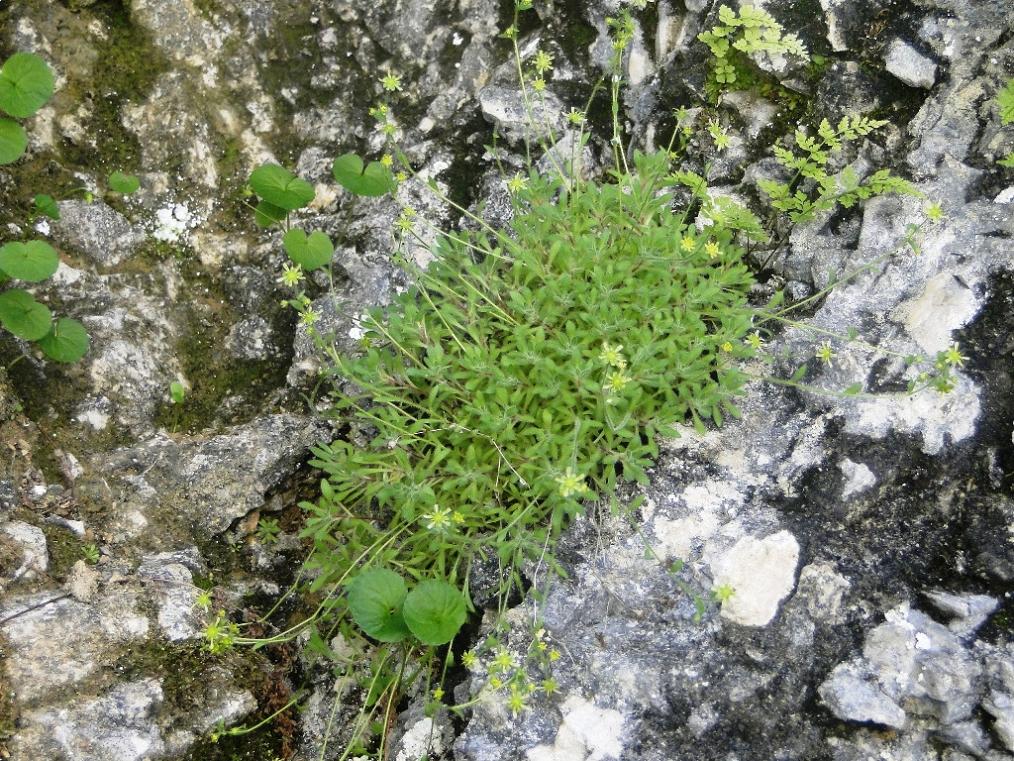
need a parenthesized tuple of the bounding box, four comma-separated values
(39, 522, 88, 580)
(57, 1, 170, 172)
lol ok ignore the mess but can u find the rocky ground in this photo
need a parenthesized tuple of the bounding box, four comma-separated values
(0, 0, 1012, 760)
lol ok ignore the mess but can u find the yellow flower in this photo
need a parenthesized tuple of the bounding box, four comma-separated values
(533, 49, 554, 74)
(508, 687, 527, 716)
(507, 173, 529, 194)
(423, 505, 452, 531)
(681, 235, 696, 252)
(704, 240, 720, 259)
(816, 341, 835, 365)
(380, 153, 394, 168)
(598, 342, 626, 368)
(603, 370, 632, 393)
(746, 331, 763, 350)
(555, 467, 589, 499)
(433, 687, 445, 701)
(380, 72, 402, 92)
(720, 341, 733, 352)
(277, 263, 304, 287)
(299, 307, 320, 327)
(941, 342, 967, 367)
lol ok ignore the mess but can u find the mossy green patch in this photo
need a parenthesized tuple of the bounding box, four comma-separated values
(111, 637, 288, 760)
(57, 1, 170, 172)
(39, 522, 88, 580)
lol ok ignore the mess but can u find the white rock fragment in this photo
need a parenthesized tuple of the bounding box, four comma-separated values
(710, 530, 800, 627)
(153, 203, 197, 243)
(839, 458, 877, 499)
(893, 272, 979, 355)
(527, 696, 625, 761)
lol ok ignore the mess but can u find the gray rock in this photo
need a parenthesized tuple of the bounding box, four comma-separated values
(924, 589, 999, 637)
(708, 530, 800, 627)
(64, 559, 100, 602)
(89, 414, 326, 540)
(884, 39, 938, 89)
(838, 458, 877, 499)
(820, 604, 984, 730)
(0, 591, 149, 704)
(225, 316, 275, 360)
(819, 0, 854, 51)
(50, 200, 146, 268)
(479, 85, 564, 143)
(983, 690, 1014, 752)
(936, 720, 991, 757)
(1, 520, 48, 581)
(13, 678, 166, 761)
(137, 551, 202, 641)
(794, 563, 852, 624)
(819, 662, 909, 729)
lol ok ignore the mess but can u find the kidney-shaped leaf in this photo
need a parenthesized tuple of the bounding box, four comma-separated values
(348, 568, 410, 643)
(34, 194, 60, 220)
(0, 241, 59, 282)
(0, 288, 51, 340)
(38, 317, 89, 362)
(108, 170, 140, 195)
(249, 163, 315, 211)
(332, 153, 395, 197)
(283, 228, 333, 271)
(403, 580, 467, 646)
(0, 52, 55, 119)
(0, 118, 27, 165)
(253, 200, 287, 228)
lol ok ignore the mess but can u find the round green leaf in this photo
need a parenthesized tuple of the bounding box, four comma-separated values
(0, 52, 55, 119)
(403, 580, 467, 646)
(0, 289, 51, 340)
(283, 228, 333, 271)
(347, 568, 410, 643)
(108, 171, 140, 195)
(332, 153, 396, 197)
(34, 194, 60, 220)
(0, 241, 59, 282)
(0, 118, 27, 165)
(249, 164, 315, 211)
(38, 317, 89, 362)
